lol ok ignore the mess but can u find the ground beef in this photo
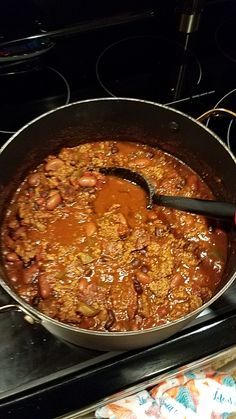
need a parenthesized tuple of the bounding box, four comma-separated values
(1, 140, 228, 331)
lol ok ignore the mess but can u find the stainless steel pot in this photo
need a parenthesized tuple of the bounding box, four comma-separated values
(0, 97, 236, 351)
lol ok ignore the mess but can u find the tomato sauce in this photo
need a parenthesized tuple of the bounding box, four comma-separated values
(1, 141, 228, 331)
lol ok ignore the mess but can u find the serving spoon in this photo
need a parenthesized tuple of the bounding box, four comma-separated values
(98, 167, 236, 224)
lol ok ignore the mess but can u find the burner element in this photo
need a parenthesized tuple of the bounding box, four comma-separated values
(96, 36, 202, 103)
(206, 88, 236, 154)
(215, 18, 236, 63)
(0, 66, 70, 133)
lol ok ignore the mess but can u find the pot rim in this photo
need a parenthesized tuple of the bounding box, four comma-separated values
(1, 96, 236, 165)
(1, 96, 236, 337)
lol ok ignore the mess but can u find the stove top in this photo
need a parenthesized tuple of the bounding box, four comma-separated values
(0, 1, 236, 418)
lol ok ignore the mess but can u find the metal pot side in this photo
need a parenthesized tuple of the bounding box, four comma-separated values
(0, 98, 236, 351)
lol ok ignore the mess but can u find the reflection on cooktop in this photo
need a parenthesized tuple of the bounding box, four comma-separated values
(0, 279, 235, 399)
(96, 36, 201, 102)
(215, 18, 236, 64)
(0, 66, 70, 133)
(0, 287, 113, 397)
(205, 88, 236, 155)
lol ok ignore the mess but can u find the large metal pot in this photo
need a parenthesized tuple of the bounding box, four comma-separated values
(0, 97, 236, 351)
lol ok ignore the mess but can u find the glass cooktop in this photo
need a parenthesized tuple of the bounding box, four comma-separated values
(0, 1, 236, 418)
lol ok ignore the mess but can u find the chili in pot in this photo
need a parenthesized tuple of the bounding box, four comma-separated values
(1, 140, 228, 332)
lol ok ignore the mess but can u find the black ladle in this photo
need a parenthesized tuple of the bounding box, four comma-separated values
(99, 167, 236, 224)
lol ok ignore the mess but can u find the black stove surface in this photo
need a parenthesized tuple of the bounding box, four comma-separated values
(0, 1, 236, 418)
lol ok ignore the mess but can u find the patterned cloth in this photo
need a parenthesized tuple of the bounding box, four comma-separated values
(95, 370, 236, 418)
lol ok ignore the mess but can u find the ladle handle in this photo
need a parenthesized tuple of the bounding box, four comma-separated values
(153, 194, 236, 223)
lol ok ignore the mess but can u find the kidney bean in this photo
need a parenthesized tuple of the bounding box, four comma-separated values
(89, 170, 105, 181)
(8, 272, 19, 283)
(146, 151, 154, 158)
(136, 234, 150, 250)
(132, 157, 151, 167)
(48, 189, 59, 197)
(69, 176, 78, 187)
(5, 252, 19, 262)
(85, 221, 97, 237)
(32, 295, 40, 307)
(96, 179, 105, 190)
(78, 278, 88, 291)
(182, 214, 195, 229)
(200, 287, 212, 302)
(136, 270, 152, 285)
(140, 249, 147, 255)
(111, 144, 119, 154)
(157, 306, 168, 317)
(78, 176, 97, 187)
(133, 277, 143, 294)
(46, 193, 62, 210)
(5, 235, 15, 249)
(45, 158, 64, 171)
(176, 179, 186, 189)
(117, 213, 127, 225)
(23, 263, 39, 284)
(105, 309, 116, 330)
(170, 273, 183, 288)
(147, 211, 158, 221)
(35, 197, 45, 207)
(141, 264, 149, 273)
(187, 174, 198, 191)
(83, 267, 93, 277)
(13, 226, 26, 239)
(155, 227, 166, 237)
(131, 258, 141, 268)
(28, 173, 40, 187)
(38, 274, 51, 299)
(8, 219, 19, 229)
(215, 228, 226, 237)
(117, 224, 129, 239)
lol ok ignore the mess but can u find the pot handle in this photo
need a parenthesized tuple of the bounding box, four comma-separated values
(197, 107, 236, 123)
(0, 303, 41, 324)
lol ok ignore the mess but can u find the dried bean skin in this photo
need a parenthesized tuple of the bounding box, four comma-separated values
(133, 277, 143, 294)
(105, 309, 116, 330)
